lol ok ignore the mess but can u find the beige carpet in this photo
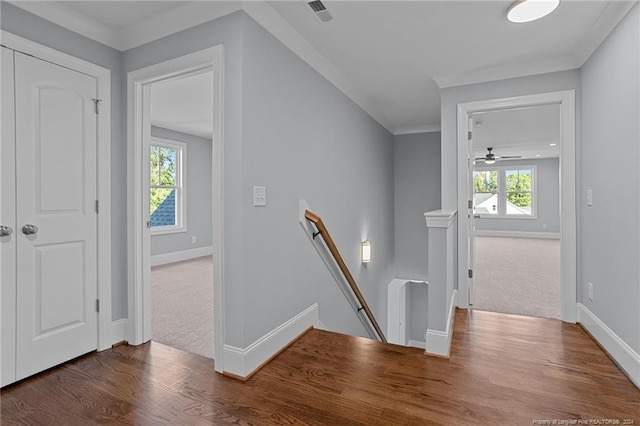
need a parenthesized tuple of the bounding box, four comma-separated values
(151, 256, 214, 359)
(472, 236, 561, 320)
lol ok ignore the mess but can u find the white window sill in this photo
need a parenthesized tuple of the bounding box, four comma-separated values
(151, 226, 187, 236)
(476, 215, 537, 220)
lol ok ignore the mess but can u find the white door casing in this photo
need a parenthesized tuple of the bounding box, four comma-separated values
(14, 52, 98, 380)
(1, 47, 18, 387)
(127, 46, 225, 372)
(456, 90, 577, 322)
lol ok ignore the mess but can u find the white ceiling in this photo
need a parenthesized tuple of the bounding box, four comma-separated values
(150, 71, 213, 139)
(472, 104, 561, 161)
(10, 0, 636, 135)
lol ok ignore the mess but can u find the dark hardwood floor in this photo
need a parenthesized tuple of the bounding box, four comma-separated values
(2, 309, 639, 425)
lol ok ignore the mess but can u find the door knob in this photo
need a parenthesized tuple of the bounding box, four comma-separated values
(473, 214, 481, 219)
(0, 225, 13, 237)
(22, 224, 38, 235)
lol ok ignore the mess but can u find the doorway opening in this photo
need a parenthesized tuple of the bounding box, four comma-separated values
(147, 70, 215, 358)
(470, 105, 561, 320)
(456, 90, 576, 323)
(127, 47, 225, 371)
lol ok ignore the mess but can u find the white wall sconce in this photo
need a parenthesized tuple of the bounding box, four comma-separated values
(361, 240, 371, 263)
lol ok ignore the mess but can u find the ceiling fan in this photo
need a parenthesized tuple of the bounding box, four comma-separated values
(475, 147, 521, 164)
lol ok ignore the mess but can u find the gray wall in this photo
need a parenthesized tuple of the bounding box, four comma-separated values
(241, 15, 395, 345)
(150, 127, 213, 256)
(394, 132, 441, 280)
(475, 158, 560, 233)
(1, 2, 128, 320)
(123, 11, 249, 347)
(124, 12, 395, 348)
(393, 132, 441, 343)
(4, 5, 395, 348)
(581, 5, 639, 351)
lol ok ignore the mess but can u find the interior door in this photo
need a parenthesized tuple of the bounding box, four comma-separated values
(1, 47, 17, 387)
(14, 52, 98, 381)
(467, 115, 476, 306)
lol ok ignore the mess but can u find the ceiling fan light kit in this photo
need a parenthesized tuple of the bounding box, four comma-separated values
(476, 147, 521, 164)
(507, 0, 560, 23)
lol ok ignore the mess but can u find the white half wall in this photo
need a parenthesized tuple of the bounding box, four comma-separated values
(425, 289, 457, 358)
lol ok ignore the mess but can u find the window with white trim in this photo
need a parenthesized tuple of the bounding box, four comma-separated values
(149, 139, 186, 234)
(473, 165, 536, 217)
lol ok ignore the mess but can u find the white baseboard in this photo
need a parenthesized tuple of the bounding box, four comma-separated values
(425, 289, 457, 358)
(223, 303, 320, 379)
(408, 340, 426, 349)
(474, 230, 560, 239)
(315, 319, 328, 331)
(150, 246, 213, 267)
(111, 318, 128, 346)
(577, 304, 640, 388)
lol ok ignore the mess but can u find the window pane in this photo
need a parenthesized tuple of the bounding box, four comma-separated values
(473, 170, 498, 215)
(150, 146, 160, 185)
(474, 170, 498, 193)
(506, 191, 532, 215)
(474, 193, 498, 215)
(158, 147, 177, 186)
(505, 169, 532, 192)
(150, 188, 176, 226)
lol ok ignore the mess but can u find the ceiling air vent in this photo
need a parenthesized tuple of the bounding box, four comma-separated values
(306, 0, 333, 23)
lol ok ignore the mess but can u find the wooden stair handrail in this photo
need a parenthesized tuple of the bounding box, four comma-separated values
(304, 209, 387, 343)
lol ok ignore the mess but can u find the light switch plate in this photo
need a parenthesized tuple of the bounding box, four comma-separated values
(253, 186, 267, 207)
(587, 189, 593, 206)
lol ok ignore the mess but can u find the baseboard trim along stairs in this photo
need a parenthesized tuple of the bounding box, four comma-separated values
(222, 303, 321, 380)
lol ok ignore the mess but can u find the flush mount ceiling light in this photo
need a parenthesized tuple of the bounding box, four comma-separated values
(507, 0, 560, 23)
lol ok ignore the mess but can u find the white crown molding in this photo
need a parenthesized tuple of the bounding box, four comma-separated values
(394, 124, 441, 136)
(9, 0, 394, 132)
(572, 1, 637, 66)
(241, 1, 394, 133)
(7, 1, 120, 49)
(434, 1, 636, 89)
(118, 2, 243, 51)
(434, 54, 582, 89)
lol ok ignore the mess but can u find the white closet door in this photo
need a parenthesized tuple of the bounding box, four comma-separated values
(1, 47, 17, 387)
(14, 52, 98, 381)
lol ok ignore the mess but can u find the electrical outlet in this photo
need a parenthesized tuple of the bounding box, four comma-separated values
(588, 282, 594, 302)
(542, 223, 547, 230)
(192, 236, 197, 244)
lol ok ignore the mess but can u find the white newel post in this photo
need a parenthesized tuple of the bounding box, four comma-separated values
(424, 209, 457, 357)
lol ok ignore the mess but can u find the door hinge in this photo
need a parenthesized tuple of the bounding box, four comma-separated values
(96, 299, 100, 313)
(468, 200, 473, 209)
(95, 200, 99, 214)
(92, 98, 102, 115)
(468, 269, 473, 279)
(467, 130, 472, 140)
